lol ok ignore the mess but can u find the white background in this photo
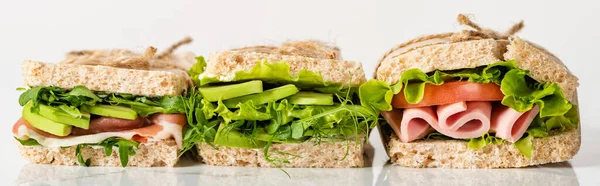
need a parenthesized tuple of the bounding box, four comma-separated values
(1, 0, 599, 185)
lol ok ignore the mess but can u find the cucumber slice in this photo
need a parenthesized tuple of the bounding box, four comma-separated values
(38, 104, 90, 129)
(288, 92, 334, 105)
(200, 80, 263, 102)
(214, 124, 265, 148)
(22, 102, 72, 136)
(223, 84, 299, 108)
(82, 105, 138, 120)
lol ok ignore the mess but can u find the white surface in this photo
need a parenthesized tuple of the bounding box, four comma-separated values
(1, 0, 599, 185)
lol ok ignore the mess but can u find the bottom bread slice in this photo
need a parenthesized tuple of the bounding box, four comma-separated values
(388, 128, 581, 168)
(17, 139, 179, 167)
(197, 138, 365, 168)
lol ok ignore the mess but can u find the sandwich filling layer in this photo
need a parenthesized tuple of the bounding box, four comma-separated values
(182, 57, 379, 165)
(362, 61, 578, 158)
(13, 85, 187, 166)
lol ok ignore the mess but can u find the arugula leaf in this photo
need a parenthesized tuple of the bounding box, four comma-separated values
(19, 86, 185, 119)
(73, 137, 139, 167)
(19, 87, 42, 106)
(67, 85, 102, 102)
(159, 96, 186, 114)
(116, 140, 139, 167)
(76, 144, 91, 167)
(14, 137, 41, 146)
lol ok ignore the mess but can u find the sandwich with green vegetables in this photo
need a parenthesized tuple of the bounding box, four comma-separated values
(182, 41, 379, 168)
(362, 15, 580, 168)
(13, 41, 195, 167)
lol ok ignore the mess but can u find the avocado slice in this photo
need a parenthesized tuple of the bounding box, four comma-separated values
(223, 84, 299, 108)
(200, 80, 264, 102)
(37, 104, 90, 129)
(22, 102, 72, 136)
(82, 104, 138, 120)
(288, 91, 334, 105)
(214, 124, 265, 148)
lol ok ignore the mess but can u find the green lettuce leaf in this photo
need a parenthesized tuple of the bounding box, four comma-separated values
(514, 133, 534, 159)
(358, 80, 401, 112)
(189, 56, 207, 86)
(500, 69, 571, 117)
(14, 137, 41, 146)
(467, 133, 504, 150)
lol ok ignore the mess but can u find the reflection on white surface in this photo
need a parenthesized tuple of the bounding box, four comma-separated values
(377, 162, 579, 186)
(15, 159, 374, 186)
(15, 160, 580, 186)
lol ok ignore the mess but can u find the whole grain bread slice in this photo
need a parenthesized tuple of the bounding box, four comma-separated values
(197, 138, 365, 168)
(17, 139, 179, 167)
(202, 41, 366, 87)
(387, 127, 580, 168)
(22, 60, 190, 97)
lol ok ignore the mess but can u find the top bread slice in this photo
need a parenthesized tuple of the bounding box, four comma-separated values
(375, 36, 579, 103)
(22, 60, 190, 97)
(202, 41, 366, 87)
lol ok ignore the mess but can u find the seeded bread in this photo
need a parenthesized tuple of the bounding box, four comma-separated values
(197, 138, 365, 168)
(22, 60, 190, 97)
(203, 41, 366, 87)
(16, 139, 179, 167)
(387, 127, 580, 168)
(375, 36, 578, 102)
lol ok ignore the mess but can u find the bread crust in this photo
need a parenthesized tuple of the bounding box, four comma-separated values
(197, 139, 365, 168)
(203, 51, 366, 87)
(504, 37, 579, 102)
(16, 139, 179, 167)
(375, 39, 508, 84)
(22, 60, 189, 97)
(375, 36, 578, 102)
(387, 127, 580, 168)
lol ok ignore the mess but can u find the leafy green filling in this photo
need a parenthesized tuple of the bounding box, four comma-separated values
(19, 85, 186, 118)
(181, 58, 379, 167)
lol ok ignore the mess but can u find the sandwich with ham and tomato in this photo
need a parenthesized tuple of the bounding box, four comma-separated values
(181, 40, 379, 168)
(361, 15, 580, 168)
(13, 40, 196, 167)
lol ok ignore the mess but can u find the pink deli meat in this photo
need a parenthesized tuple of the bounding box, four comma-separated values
(490, 105, 540, 142)
(433, 101, 492, 139)
(382, 108, 435, 143)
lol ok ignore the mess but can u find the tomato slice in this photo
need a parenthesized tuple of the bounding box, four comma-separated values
(392, 81, 504, 108)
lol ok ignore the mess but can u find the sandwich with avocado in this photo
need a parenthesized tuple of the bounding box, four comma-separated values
(13, 40, 195, 167)
(362, 15, 580, 168)
(182, 41, 380, 168)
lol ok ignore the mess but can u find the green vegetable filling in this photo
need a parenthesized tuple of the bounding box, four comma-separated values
(17, 85, 186, 167)
(181, 57, 381, 167)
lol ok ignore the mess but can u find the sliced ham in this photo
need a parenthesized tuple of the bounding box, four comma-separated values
(12, 113, 186, 148)
(382, 108, 435, 143)
(491, 105, 539, 142)
(433, 101, 492, 139)
(71, 116, 149, 135)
